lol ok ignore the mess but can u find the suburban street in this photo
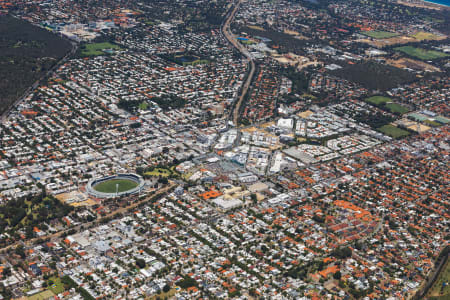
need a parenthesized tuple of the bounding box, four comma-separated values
(0, 183, 176, 253)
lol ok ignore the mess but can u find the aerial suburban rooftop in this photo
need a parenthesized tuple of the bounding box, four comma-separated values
(0, 0, 448, 299)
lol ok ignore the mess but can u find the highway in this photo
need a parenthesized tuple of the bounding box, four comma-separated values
(221, 0, 255, 127)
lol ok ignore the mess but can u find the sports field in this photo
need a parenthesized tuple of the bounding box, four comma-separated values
(28, 290, 55, 300)
(395, 46, 449, 60)
(410, 31, 443, 41)
(81, 42, 121, 56)
(378, 125, 410, 139)
(93, 179, 138, 193)
(362, 30, 398, 39)
(366, 96, 409, 114)
(385, 103, 409, 114)
(365, 96, 391, 105)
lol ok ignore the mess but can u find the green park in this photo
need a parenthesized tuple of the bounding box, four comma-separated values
(81, 42, 121, 56)
(395, 46, 448, 60)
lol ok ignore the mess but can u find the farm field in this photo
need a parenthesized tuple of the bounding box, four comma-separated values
(362, 30, 398, 39)
(81, 42, 121, 56)
(93, 179, 138, 193)
(395, 46, 449, 60)
(378, 125, 410, 139)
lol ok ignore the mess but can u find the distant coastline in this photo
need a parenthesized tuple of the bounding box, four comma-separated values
(398, 0, 450, 10)
(423, 0, 450, 7)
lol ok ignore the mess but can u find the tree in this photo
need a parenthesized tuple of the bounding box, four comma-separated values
(178, 276, 197, 289)
(2, 267, 11, 277)
(158, 177, 168, 185)
(135, 258, 146, 269)
(333, 271, 342, 280)
(15, 245, 25, 259)
(136, 167, 144, 176)
(162, 284, 170, 293)
(130, 122, 141, 129)
(332, 246, 352, 259)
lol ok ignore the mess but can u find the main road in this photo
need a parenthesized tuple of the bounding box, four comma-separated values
(221, 0, 255, 127)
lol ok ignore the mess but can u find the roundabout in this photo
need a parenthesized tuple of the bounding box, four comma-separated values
(86, 173, 145, 198)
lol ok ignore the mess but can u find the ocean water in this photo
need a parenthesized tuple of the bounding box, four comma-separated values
(424, 0, 450, 7)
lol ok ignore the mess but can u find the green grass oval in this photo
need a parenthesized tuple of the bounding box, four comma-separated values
(93, 179, 138, 193)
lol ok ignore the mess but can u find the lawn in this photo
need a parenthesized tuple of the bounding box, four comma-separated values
(410, 31, 442, 41)
(150, 288, 177, 300)
(81, 42, 121, 56)
(182, 59, 210, 66)
(366, 96, 409, 114)
(248, 25, 265, 31)
(240, 40, 256, 45)
(395, 46, 449, 60)
(378, 125, 410, 139)
(301, 93, 317, 100)
(138, 102, 148, 110)
(48, 277, 65, 295)
(144, 167, 173, 177)
(182, 171, 193, 181)
(385, 103, 409, 114)
(424, 120, 442, 127)
(428, 260, 450, 299)
(93, 179, 138, 193)
(28, 290, 55, 300)
(366, 96, 391, 105)
(362, 30, 398, 39)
